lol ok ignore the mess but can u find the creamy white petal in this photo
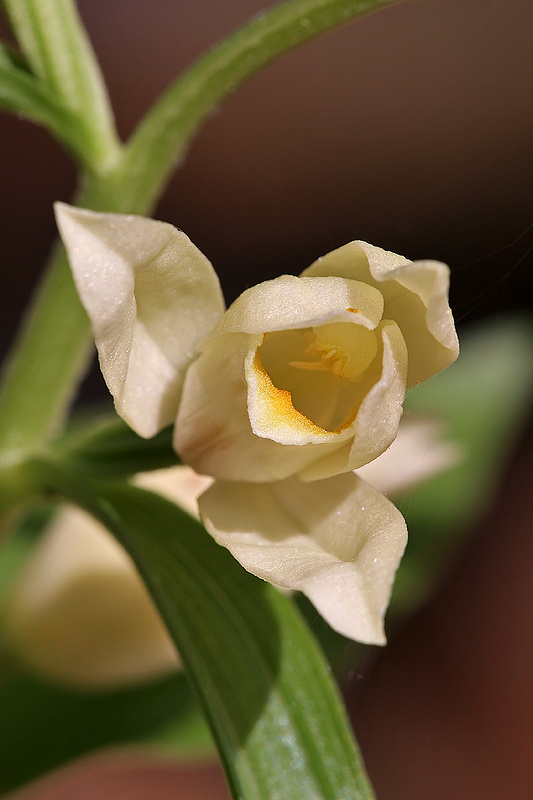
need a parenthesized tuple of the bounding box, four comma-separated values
(302, 241, 458, 386)
(174, 274, 405, 481)
(199, 473, 407, 644)
(55, 204, 224, 437)
(213, 275, 383, 337)
(2, 503, 179, 688)
(356, 417, 463, 495)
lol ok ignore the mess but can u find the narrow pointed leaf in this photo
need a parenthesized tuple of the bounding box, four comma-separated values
(2, 0, 120, 168)
(38, 462, 374, 800)
(0, 46, 99, 167)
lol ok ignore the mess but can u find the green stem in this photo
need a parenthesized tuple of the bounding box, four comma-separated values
(0, 458, 43, 542)
(0, 244, 89, 463)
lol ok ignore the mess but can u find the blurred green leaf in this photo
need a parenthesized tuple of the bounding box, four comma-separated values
(0, 655, 212, 795)
(0, 501, 214, 794)
(394, 316, 533, 611)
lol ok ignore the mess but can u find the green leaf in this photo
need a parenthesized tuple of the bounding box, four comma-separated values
(0, 43, 102, 168)
(394, 316, 533, 611)
(53, 414, 179, 479)
(0, 504, 54, 605)
(0, 40, 31, 72)
(0, 654, 213, 795)
(36, 462, 374, 800)
(1, 0, 120, 171)
(0, 496, 213, 793)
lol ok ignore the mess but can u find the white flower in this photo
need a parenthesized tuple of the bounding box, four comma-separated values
(55, 204, 458, 644)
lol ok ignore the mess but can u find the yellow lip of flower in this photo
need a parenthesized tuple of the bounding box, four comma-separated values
(249, 351, 332, 439)
(171, 270, 407, 476)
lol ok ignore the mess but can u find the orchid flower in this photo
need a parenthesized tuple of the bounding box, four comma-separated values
(55, 204, 458, 645)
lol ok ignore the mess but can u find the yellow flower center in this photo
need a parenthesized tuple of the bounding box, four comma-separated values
(289, 322, 377, 380)
(257, 321, 379, 432)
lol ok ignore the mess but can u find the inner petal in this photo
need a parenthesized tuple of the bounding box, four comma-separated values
(257, 322, 379, 432)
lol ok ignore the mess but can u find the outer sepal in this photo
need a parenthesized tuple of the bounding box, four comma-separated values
(55, 204, 225, 437)
(302, 240, 458, 385)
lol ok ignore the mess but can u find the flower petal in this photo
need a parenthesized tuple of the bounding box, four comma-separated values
(2, 503, 179, 688)
(302, 241, 458, 385)
(356, 416, 462, 495)
(175, 317, 407, 482)
(175, 275, 382, 481)
(213, 274, 383, 336)
(55, 204, 224, 437)
(175, 274, 407, 481)
(199, 473, 407, 644)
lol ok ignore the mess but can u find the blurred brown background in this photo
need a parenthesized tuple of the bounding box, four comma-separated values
(1, 1, 533, 798)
